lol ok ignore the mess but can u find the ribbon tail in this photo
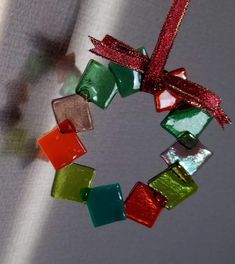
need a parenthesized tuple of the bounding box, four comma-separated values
(213, 108, 232, 128)
(89, 35, 149, 73)
(101, 35, 138, 51)
(165, 74, 231, 127)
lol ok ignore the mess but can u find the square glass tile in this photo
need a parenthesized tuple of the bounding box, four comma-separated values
(87, 183, 126, 227)
(52, 94, 93, 133)
(51, 163, 95, 203)
(148, 167, 198, 210)
(76, 59, 117, 109)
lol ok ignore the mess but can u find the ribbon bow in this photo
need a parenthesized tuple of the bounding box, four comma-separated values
(89, 0, 231, 127)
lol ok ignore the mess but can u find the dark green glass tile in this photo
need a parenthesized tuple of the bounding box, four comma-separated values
(51, 163, 95, 204)
(76, 59, 117, 109)
(170, 162, 193, 183)
(148, 166, 198, 210)
(87, 183, 126, 227)
(178, 131, 199, 149)
(108, 47, 147, 97)
(161, 104, 213, 139)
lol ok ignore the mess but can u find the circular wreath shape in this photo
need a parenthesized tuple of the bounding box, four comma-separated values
(37, 0, 230, 228)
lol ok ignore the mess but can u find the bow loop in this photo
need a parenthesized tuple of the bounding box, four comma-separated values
(89, 35, 149, 73)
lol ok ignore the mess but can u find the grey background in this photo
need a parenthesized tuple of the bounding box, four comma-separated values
(0, 0, 234, 263)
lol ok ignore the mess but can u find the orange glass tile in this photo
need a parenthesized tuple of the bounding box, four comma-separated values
(37, 126, 87, 170)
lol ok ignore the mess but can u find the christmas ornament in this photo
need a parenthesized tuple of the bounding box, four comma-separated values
(38, 0, 231, 228)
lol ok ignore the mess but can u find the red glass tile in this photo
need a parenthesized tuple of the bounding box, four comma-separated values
(169, 68, 188, 80)
(155, 89, 181, 112)
(155, 68, 187, 112)
(37, 126, 87, 170)
(58, 119, 77, 134)
(125, 182, 167, 228)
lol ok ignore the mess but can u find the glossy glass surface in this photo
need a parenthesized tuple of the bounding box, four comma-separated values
(161, 141, 213, 175)
(51, 163, 95, 203)
(76, 59, 117, 109)
(161, 104, 213, 138)
(169, 68, 187, 80)
(170, 162, 193, 183)
(148, 168, 198, 210)
(57, 119, 76, 134)
(52, 94, 93, 133)
(125, 182, 167, 228)
(155, 68, 186, 112)
(155, 89, 181, 112)
(87, 183, 126, 227)
(37, 126, 87, 170)
(178, 131, 198, 149)
(108, 47, 147, 97)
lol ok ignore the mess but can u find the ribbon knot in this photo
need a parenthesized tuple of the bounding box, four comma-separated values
(89, 0, 231, 127)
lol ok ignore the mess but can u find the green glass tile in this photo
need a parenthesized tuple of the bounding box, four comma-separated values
(80, 187, 91, 202)
(76, 59, 117, 109)
(137, 47, 148, 56)
(51, 163, 95, 204)
(148, 167, 198, 210)
(178, 131, 199, 149)
(108, 47, 147, 97)
(87, 183, 126, 227)
(161, 104, 213, 139)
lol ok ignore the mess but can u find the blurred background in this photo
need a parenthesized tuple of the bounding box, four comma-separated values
(0, 0, 234, 263)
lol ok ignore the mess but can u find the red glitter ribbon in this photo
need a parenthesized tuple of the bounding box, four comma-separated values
(89, 0, 231, 127)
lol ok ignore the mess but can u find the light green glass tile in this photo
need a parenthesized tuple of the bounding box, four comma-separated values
(51, 163, 95, 204)
(148, 167, 198, 210)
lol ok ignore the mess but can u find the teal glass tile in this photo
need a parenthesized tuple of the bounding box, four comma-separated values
(76, 59, 117, 109)
(87, 183, 126, 227)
